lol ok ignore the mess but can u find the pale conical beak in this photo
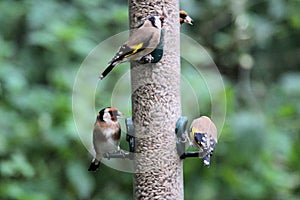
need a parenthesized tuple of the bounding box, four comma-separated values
(185, 16, 193, 25)
(117, 111, 123, 119)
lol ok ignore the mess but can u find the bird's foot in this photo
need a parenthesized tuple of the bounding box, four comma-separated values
(104, 152, 110, 160)
(181, 133, 193, 146)
(119, 149, 126, 159)
(115, 146, 126, 159)
(141, 54, 154, 63)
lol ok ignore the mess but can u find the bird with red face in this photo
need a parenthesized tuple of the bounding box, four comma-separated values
(88, 107, 122, 171)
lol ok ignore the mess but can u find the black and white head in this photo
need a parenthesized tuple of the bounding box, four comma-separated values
(147, 15, 164, 29)
(98, 107, 122, 123)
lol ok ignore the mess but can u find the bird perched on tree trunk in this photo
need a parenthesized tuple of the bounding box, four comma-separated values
(88, 107, 122, 171)
(99, 15, 164, 80)
(189, 116, 218, 167)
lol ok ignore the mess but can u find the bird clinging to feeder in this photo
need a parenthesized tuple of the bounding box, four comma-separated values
(189, 116, 218, 167)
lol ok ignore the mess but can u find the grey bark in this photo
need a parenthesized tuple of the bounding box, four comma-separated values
(129, 0, 183, 199)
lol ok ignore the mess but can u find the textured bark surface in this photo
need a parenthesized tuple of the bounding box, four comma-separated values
(129, 0, 183, 199)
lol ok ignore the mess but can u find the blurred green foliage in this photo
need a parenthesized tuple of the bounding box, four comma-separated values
(1, 0, 300, 199)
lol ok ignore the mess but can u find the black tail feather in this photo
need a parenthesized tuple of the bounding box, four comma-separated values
(203, 154, 211, 167)
(88, 159, 100, 171)
(100, 63, 115, 80)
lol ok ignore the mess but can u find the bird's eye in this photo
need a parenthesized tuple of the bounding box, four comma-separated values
(109, 110, 118, 121)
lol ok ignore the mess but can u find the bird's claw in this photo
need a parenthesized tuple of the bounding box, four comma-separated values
(181, 133, 193, 146)
(141, 54, 154, 63)
(104, 152, 110, 160)
(119, 149, 126, 159)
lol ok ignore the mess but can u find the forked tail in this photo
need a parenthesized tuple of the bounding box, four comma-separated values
(100, 63, 115, 80)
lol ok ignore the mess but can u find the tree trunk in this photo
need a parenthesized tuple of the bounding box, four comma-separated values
(129, 0, 183, 199)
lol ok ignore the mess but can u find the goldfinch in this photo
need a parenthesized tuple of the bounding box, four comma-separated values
(100, 15, 164, 80)
(190, 116, 218, 167)
(180, 10, 193, 25)
(88, 107, 122, 171)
